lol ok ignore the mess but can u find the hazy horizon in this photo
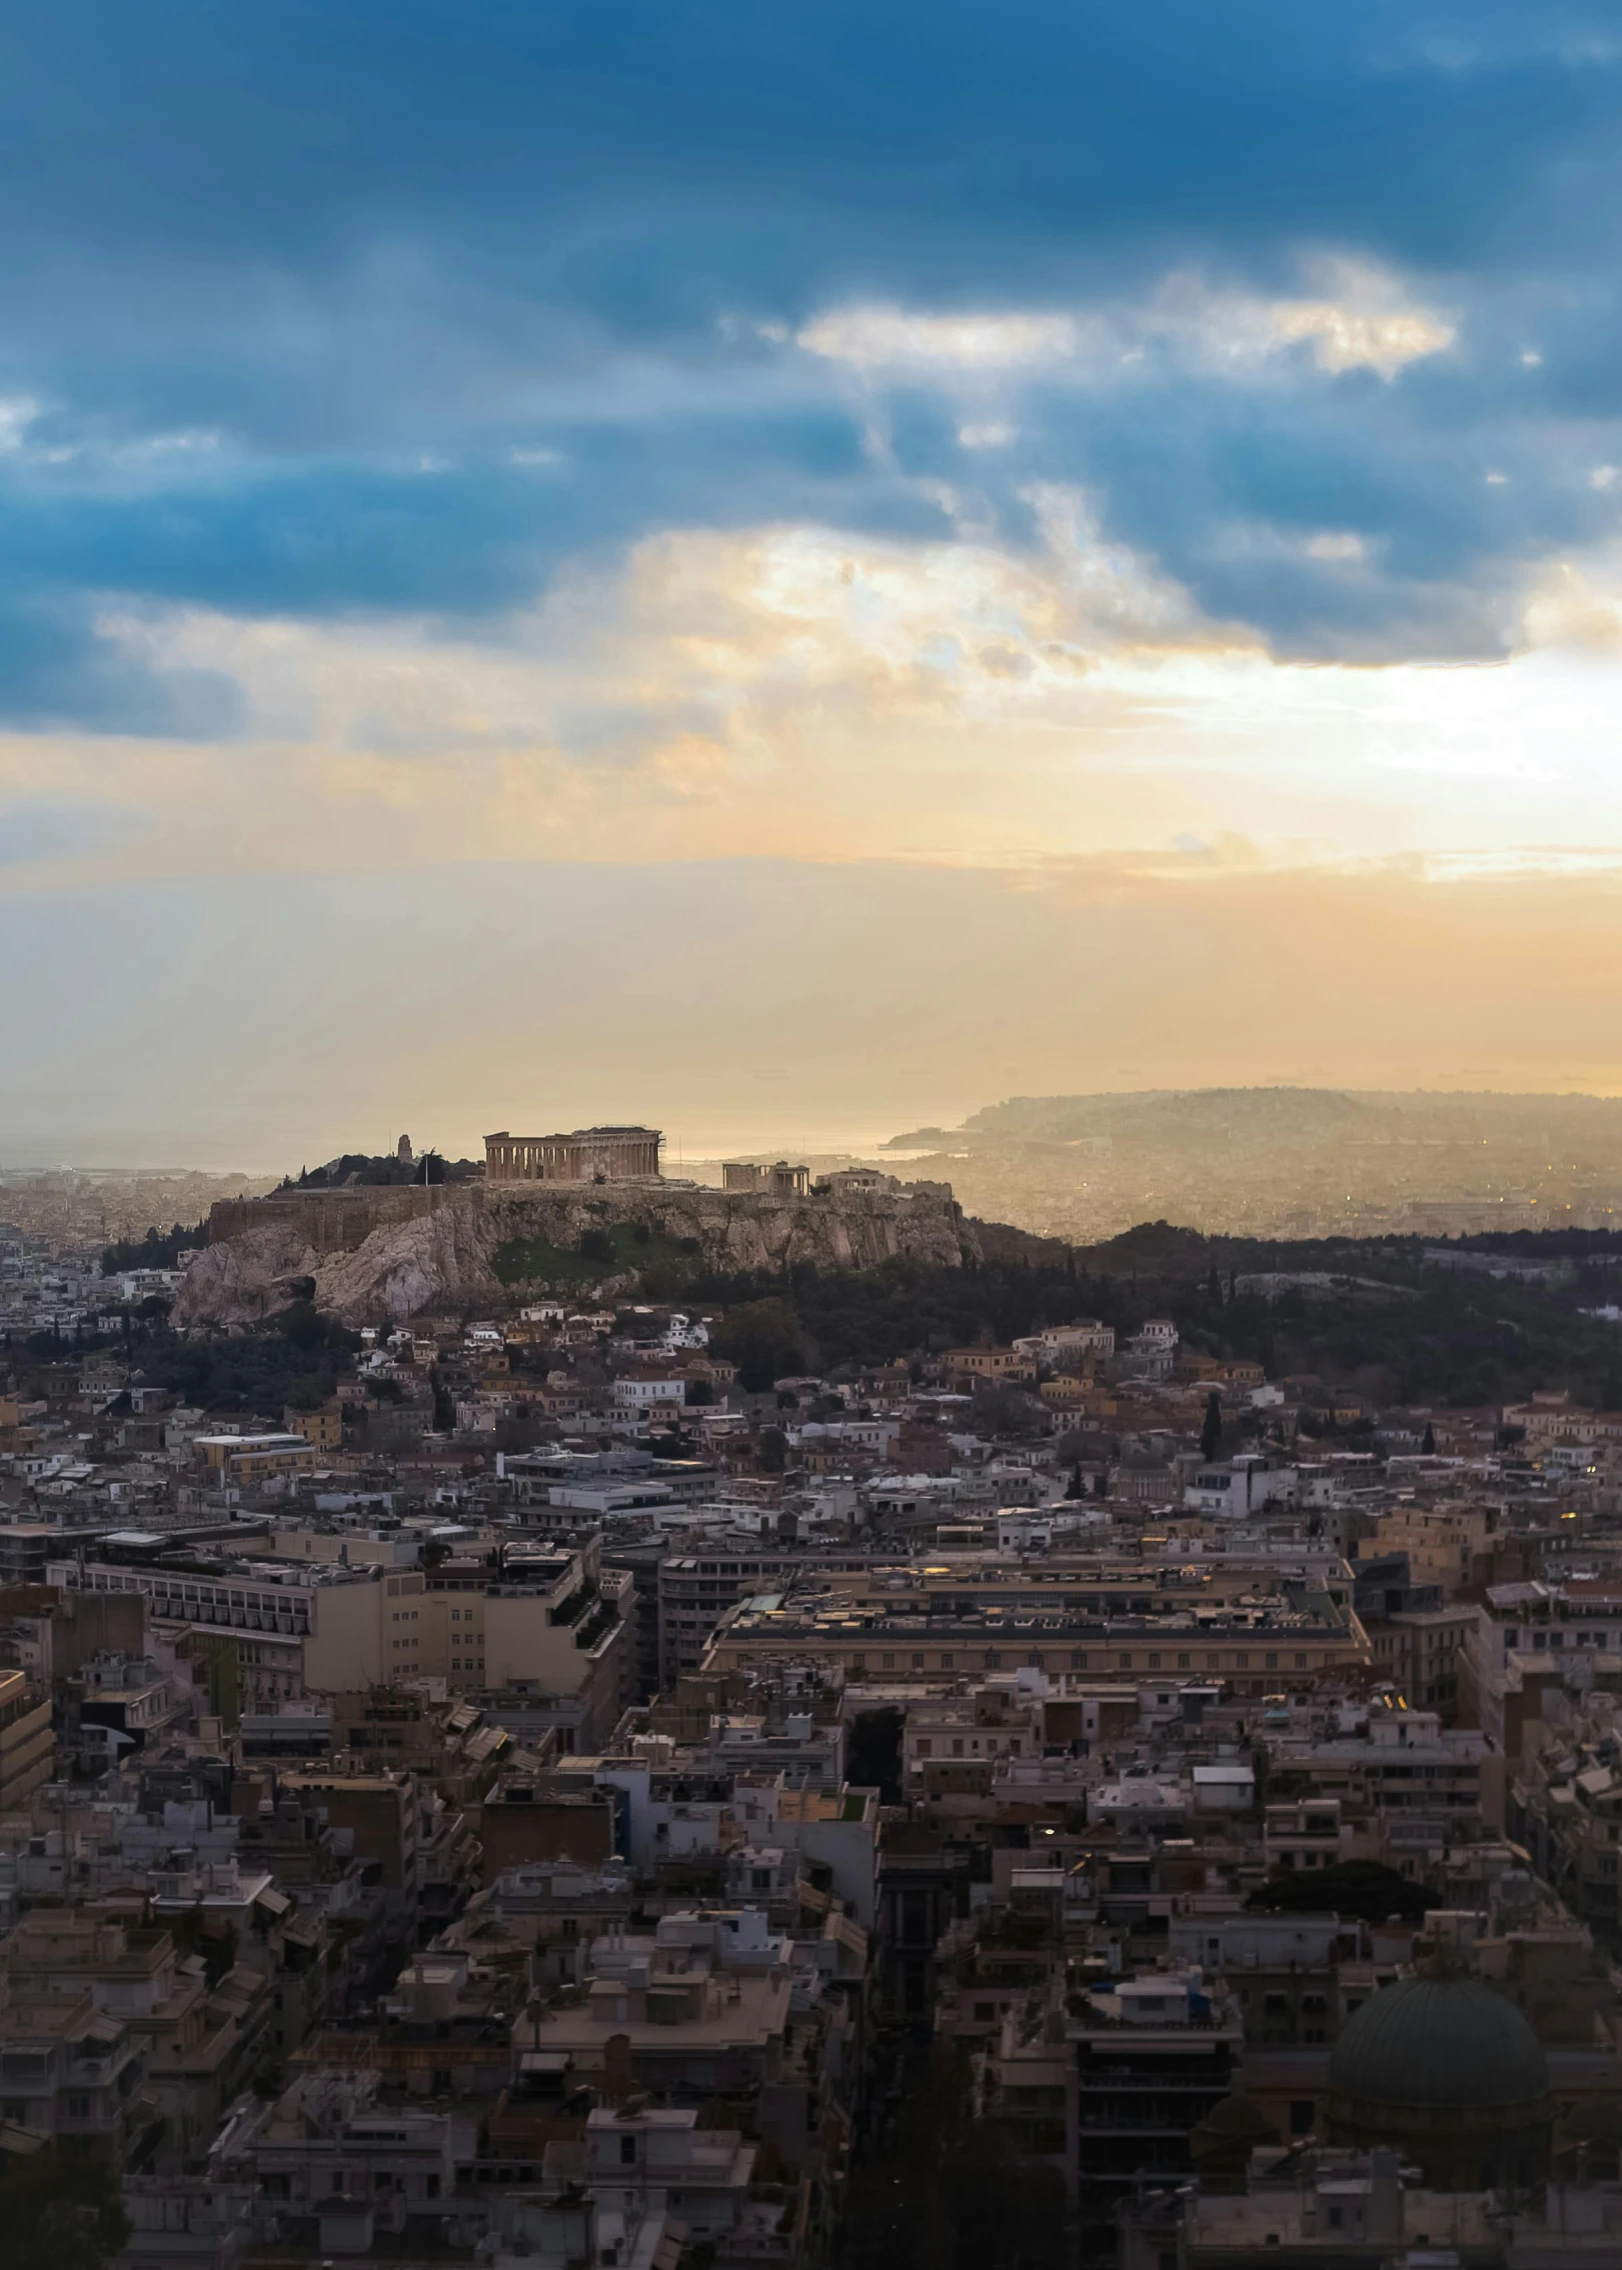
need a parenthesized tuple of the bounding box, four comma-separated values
(15, 1074, 1622, 1184)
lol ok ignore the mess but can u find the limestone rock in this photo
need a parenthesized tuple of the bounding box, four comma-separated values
(176, 1178, 1001, 1328)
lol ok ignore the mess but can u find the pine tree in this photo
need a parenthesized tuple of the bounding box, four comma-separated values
(1422, 1421, 1436, 1455)
(1201, 1390, 1223, 1463)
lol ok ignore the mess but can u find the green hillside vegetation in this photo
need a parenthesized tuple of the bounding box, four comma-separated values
(692, 1226, 1622, 1407)
(492, 1219, 703, 1289)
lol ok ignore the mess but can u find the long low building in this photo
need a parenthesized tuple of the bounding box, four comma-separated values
(701, 1564, 1370, 1692)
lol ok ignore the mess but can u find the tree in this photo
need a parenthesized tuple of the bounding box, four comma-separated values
(846, 1706, 905, 1804)
(276, 1297, 329, 1350)
(578, 1227, 616, 1265)
(711, 1297, 808, 1392)
(1422, 1421, 1436, 1454)
(1207, 1265, 1223, 1305)
(1200, 1390, 1223, 1463)
(1247, 1859, 1437, 1927)
(1, 2143, 131, 2270)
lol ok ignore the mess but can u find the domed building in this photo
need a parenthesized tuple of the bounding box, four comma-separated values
(1325, 1974, 1552, 2189)
(1191, 2090, 1279, 2189)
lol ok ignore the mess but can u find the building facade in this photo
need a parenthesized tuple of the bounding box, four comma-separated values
(484, 1127, 663, 1183)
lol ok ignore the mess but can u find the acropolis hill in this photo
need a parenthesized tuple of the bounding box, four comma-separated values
(178, 1125, 1021, 1326)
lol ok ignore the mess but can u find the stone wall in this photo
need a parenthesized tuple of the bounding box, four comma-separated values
(207, 1184, 455, 1256)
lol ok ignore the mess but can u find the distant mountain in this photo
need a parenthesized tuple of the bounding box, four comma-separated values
(878, 1087, 1622, 1242)
(960, 1087, 1372, 1147)
(891, 1086, 1622, 1151)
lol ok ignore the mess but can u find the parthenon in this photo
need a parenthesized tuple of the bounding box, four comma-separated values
(483, 1125, 663, 1183)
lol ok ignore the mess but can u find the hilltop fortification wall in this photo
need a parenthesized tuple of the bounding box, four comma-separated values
(207, 1184, 458, 1255)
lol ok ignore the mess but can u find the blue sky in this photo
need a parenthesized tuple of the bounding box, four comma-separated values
(4, 3, 1622, 1157)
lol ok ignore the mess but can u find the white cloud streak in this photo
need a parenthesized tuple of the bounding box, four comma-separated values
(795, 261, 1455, 385)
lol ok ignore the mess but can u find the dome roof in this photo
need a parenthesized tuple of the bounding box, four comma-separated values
(1330, 1977, 1549, 2110)
(1192, 2090, 1277, 2156)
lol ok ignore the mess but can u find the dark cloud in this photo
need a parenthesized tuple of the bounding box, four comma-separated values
(0, 0, 1617, 721)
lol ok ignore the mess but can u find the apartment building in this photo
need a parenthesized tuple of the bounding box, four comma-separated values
(0, 1664, 53, 1808)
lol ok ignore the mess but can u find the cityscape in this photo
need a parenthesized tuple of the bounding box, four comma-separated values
(7, 3, 1622, 2268)
(6, 1121, 1622, 2268)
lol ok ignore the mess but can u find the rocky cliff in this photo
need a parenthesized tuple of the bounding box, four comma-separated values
(175, 1179, 994, 1328)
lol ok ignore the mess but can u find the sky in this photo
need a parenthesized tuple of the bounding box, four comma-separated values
(5, 3, 1622, 1164)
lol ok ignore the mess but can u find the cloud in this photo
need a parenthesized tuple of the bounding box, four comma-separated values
(1266, 296, 1454, 377)
(1302, 531, 1371, 561)
(0, 498, 1605, 900)
(795, 264, 1454, 387)
(797, 309, 1083, 373)
(0, 799, 139, 869)
(0, 0, 1614, 1038)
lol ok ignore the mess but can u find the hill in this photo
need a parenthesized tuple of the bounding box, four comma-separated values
(174, 1176, 1061, 1327)
(882, 1086, 1622, 1244)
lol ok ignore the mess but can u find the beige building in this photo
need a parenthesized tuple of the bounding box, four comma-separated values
(1366, 1600, 1481, 1715)
(705, 1582, 1367, 1694)
(302, 1545, 630, 1747)
(1359, 1502, 1502, 1592)
(193, 1432, 316, 1485)
(0, 1665, 53, 1809)
(284, 1404, 343, 1451)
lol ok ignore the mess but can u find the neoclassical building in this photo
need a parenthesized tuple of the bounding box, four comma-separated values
(484, 1126, 662, 1183)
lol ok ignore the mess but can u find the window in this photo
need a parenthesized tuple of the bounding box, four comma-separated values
(1295, 1653, 1308, 1670)
(620, 2135, 637, 2165)
(1178, 1653, 1190, 1669)
(1147, 1653, 1161, 1670)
